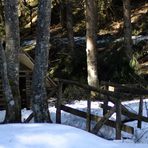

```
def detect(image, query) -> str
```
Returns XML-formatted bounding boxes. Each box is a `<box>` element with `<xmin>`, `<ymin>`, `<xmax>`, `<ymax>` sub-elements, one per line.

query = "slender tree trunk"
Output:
<box><xmin>0</xmin><ymin>0</ymin><xmax>4</xmax><ymax>28</ymax></box>
<box><xmin>123</xmin><ymin>0</ymin><xmax>132</xmax><ymax>59</ymax></box>
<box><xmin>4</xmin><ymin>0</ymin><xmax>21</xmax><ymax>122</ymax></box>
<box><xmin>0</xmin><ymin>41</ymin><xmax>16</xmax><ymax>123</ymax></box>
<box><xmin>32</xmin><ymin>0</ymin><xmax>52</xmax><ymax>123</ymax></box>
<box><xmin>59</xmin><ymin>0</ymin><xmax>66</xmax><ymax>28</ymax></box>
<box><xmin>66</xmin><ymin>0</ymin><xmax>74</xmax><ymax>53</ymax></box>
<box><xmin>85</xmin><ymin>0</ymin><xmax>99</xmax><ymax>88</ymax></box>
<box><xmin>85</xmin><ymin>0</ymin><xmax>99</xmax><ymax>132</ymax></box>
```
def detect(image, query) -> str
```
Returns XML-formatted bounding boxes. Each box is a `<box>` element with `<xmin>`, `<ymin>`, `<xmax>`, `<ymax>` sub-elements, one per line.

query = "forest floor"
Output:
<box><xmin>21</xmin><ymin>1</ymin><xmax>148</xmax><ymax>40</ymax></box>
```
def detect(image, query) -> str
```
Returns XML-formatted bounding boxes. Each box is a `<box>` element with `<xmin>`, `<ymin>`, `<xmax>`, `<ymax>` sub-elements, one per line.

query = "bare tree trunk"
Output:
<box><xmin>0</xmin><ymin>0</ymin><xmax>4</xmax><ymax>32</ymax></box>
<box><xmin>123</xmin><ymin>0</ymin><xmax>132</xmax><ymax>60</ymax></box>
<box><xmin>85</xmin><ymin>0</ymin><xmax>99</xmax><ymax>88</ymax></box>
<box><xmin>32</xmin><ymin>0</ymin><xmax>52</xmax><ymax>123</ymax></box>
<box><xmin>4</xmin><ymin>0</ymin><xmax>21</xmax><ymax>122</ymax></box>
<box><xmin>59</xmin><ymin>0</ymin><xmax>66</xmax><ymax>28</ymax></box>
<box><xmin>85</xmin><ymin>0</ymin><xmax>99</xmax><ymax>133</ymax></box>
<box><xmin>0</xmin><ymin>41</ymin><xmax>16</xmax><ymax>123</ymax></box>
<box><xmin>66</xmin><ymin>0</ymin><xmax>74</xmax><ymax>53</ymax></box>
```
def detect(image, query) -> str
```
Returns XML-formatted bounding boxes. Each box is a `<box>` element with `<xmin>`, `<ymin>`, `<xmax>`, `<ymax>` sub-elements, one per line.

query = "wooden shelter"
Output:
<box><xmin>0</xmin><ymin>51</ymin><xmax>57</xmax><ymax>110</ymax></box>
<box><xmin>0</xmin><ymin>52</ymin><xmax>33</xmax><ymax>110</ymax></box>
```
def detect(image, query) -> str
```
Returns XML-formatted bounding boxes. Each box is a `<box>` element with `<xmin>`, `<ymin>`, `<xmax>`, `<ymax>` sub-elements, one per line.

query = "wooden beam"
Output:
<box><xmin>92</xmin><ymin>106</ymin><xmax>116</xmax><ymax>134</ymax></box>
<box><xmin>24</xmin><ymin>113</ymin><xmax>33</xmax><ymax>123</ymax></box>
<box><xmin>100</xmin><ymin>103</ymin><xmax>148</xmax><ymax>123</ymax></box>
<box><xmin>19</xmin><ymin>52</ymin><xmax>57</xmax><ymax>88</ymax></box>
<box><xmin>60</xmin><ymin>104</ymin><xmax>134</xmax><ymax>134</ymax></box>
<box><xmin>101</xmin><ymin>81</ymin><xmax>148</xmax><ymax>96</ymax></box>
<box><xmin>56</xmin><ymin>79</ymin><xmax>134</xmax><ymax>100</ymax></box>
<box><xmin>121</xmin><ymin>105</ymin><xmax>148</xmax><ymax>122</ymax></box>
<box><xmin>19</xmin><ymin>52</ymin><xmax>34</xmax><ymax>70</ymax></box>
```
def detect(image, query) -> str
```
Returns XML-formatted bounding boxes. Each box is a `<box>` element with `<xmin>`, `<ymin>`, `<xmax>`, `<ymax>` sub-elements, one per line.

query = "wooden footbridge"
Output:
<box><xmin>22</xmin><ymin>76</ymin><xmax>148</xmax><ymax>140</ymax></box>
<box><xmin>53</xmin><ymin>79</ymin><xmax>148</xmax><ymax>139</ymax></box>
<box><xmin>0</xmin><ymin>44</ymin><xmax>148</xmax><ymax>140</ymax></box>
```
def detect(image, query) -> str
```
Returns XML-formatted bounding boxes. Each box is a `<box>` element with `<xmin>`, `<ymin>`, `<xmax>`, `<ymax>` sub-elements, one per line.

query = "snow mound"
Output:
<box><xmin>0</xmin><ymin>124</ymin><xmax>147</xmax><ymax>148</ymax></box>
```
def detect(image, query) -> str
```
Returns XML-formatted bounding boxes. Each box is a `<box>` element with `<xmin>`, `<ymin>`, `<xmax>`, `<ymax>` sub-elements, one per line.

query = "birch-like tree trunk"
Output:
<box><xmin>85</xmin><ymin>0</ymin><xmax>99</xmax><ymax>132</ymax></box>
<box><xmin>32</xmin><ymin>0</ymin><xmax>52</xmax><ymax>123</ymax></box>
<box><xmin>4</xmin><ymin>0</ymin><xmax>21</xmax><ymax>122</ymax></box>
<box><xmin>86</xmin><ymin>0</ymin><xmax>99</xmax><ymax>88</ymax></box>
<box><xmin>123</xmin><ymin>0</ymin><xmax>132</xmax><ymax>60</ymax></box>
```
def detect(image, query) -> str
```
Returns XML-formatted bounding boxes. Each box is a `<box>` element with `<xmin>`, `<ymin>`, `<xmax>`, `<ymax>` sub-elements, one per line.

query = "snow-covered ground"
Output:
<box><xmin>0</xmin><ymin>99</ymin><xmax>148</xmax><ymax>147</ymax></box>
<box><xmin>0</xmin><ymin>123</ymin><xmax>148</xmax><ymax>148</ymax></box>
<box><xmin>21</xmin><ymin>35</ymin><xmax>148</xmax><ymax>48</ymax></box>
<box><xmin>49</xmin><ymin>100</ymin><xmax>148</xmax><ymax>142</ymax></box>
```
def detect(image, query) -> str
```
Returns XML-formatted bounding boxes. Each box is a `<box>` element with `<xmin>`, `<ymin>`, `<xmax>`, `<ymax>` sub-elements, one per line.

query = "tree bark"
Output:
<box><xmin>0</xmin><ymin>41</ymin><xmax>16</xmax><ymax>123</ymax></box>
<box><xmin>59</xmin><ymin>0</ymin><xmax>66</xmax><ymax>28</ymax></box>
<box><xmin>85</xmin><ymin>0</ymin><xmax>99</xmax><ymax>89</ymax></box>
<box><xmin>4</xmin><ymin>0</ymin><xmax>21</xmax><ymax>122</ymax></box>
<box><xmin>0</xmin><ymin>0</ymin><xmax>4</xmax><ymax>35</ymax></box>
<box><xmin>123</xmin><ymin>0</ymin><xmax>132</xmax><ymax>59</ymax></box>
<box><xmin>32</xmin><ymin>0</ymin><xmax>52</xmax><ymax>123</ymax></box>
<box><xmin>66</xmin><ymin>0</ymin><xmax>74</xmax><ymax>53</ymax></box>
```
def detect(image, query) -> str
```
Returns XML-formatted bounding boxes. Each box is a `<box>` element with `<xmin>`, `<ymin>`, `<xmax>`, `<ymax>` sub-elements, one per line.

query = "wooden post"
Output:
<box><xmin>86</xmin><ymin>98</ymin><xmax>91</xmax><ymax>132</ymax></box>
<box><xmin>60</xmin><ymin>104</ymin><xmax>134</xmax><ymax>134</ymax></box>
<box><xmin>103</xmin><ymin>85</ymin><xmax>108</xmax><ymax>115</ymax></box>
<box><xmin>56</xmin><ymin>82</ymin><xmax>63</xmax><ymax>123</ymax></box>
<box><xmin>103</xmin><ymin>99</ymin><xmax>108</xmax><ymax>115</ymax></box>
<box><xmin>116</xmin><ymin>99</ymin><xmax>121</xmax><ymax>140</ymax></box>
<box><xmin>137</xmin><ymin>97</ymin><xmax>143</xmax><ymax>128</ymax></box>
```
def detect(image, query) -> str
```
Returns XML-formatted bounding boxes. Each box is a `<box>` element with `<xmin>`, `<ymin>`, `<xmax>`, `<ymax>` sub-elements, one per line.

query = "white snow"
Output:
<box><xmin>0</xmin><ymin>123</ymin><xmax>147</xmax><ymax>148</ymax></box>
<box><xmin>0</xmin><ymin>99</ymin><xmax>148</xmax><ymax>147</ymax></box>
<box><xmin>49</xmin><ymin>100</ymin><xmax>148</xmax><ymax>141</ymax></box>
<box><xmin>114</xmin><ymin>35</ymin><xmax>148</xmax><ymax>44</ymax></box>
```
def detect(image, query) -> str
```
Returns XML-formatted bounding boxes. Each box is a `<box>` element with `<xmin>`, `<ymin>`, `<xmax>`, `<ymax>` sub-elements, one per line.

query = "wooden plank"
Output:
<box><xmin>57</xmin><ymin>79</ymin><xmax>134</xmax><ymax>100</ymax></box>
<box><xmin>24</xmin><ymin>113</ymin><xmax>33</xmax><ymax>123</ymax></box>
<box><xmin>92</xmin><ymin>106</ymin><xmax>116</xmax><ymax>134</ymax></box>
<box><xmin>121</xmin><ymin>105</ymin><xmax>148</xmax><ymax>122</ymax></box>
<box><xmin>100</xmin><ymin>81</ymin><xmax>139</xmax><ymax>88</ymax></box>
<box><xmin>19</xmin><ymin>52</ymin><xmax>34</xmax><ymax>71</ymax></box>
<box><xmin>60</xmin><ymin>104</ymin><xmax>134</xmax><ymax>134</ymax></box>
<box><xmin>100</xmin><ymin>103</ymin><xmax>148</xmax><ymax>123</ymax></box>
<box><xmin>101</xmin><ymin>81</ymin><xmax>148</xmax><ymax>96</ymax></box>
<box><xmin>19</xmin><ymin>52</ymin><xmax>57</xmax><ymax>88</ymax></box>
<box><xmin>137</xmin><ymin>97</ymin><xmax>143</xmax><ymax>128</ymax></box>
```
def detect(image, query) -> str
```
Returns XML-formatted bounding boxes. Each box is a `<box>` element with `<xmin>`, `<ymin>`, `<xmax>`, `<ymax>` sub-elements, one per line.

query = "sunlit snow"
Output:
<box><xmin>0</xmin><ymin>124</ymin><xmax>147</xmax><ymax>148</ymax></box>
<box><xmin>0</xmin><ymin>99</ymin><xmax>148</xmax><ymax>147</ymax></box>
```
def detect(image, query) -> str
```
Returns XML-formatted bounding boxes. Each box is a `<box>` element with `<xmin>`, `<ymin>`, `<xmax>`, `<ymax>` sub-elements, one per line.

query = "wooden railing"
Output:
<box><xmin>54</xmin><ymin>78</ymin><xmax>148</xmax><ymax>140</ymax></box>
<box><xmin>7</xmin><ymin>77</ymin><xmax>147</xmax><ymax>140</ymax></box>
